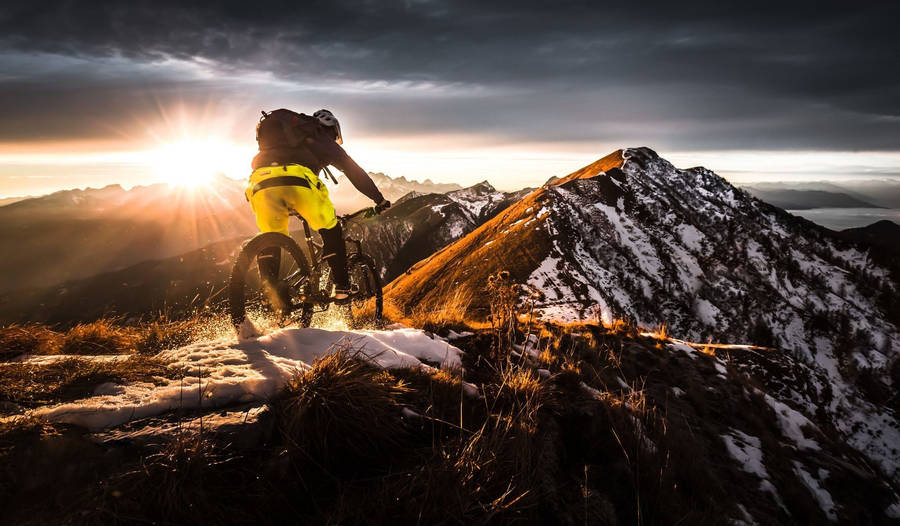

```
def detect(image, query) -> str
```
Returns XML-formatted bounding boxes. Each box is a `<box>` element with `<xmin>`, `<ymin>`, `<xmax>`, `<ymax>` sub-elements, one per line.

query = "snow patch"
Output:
<box><xmin>722</xmin><ymin>430</ymin><xmax>767</xmax><ymax>479</ymax></box>
<box><xmin>794</xmin><ymin>461</ymin><xmax>838</xmax><ymax>521</ymax></box>
<box><xmin>764</xmin><ymin>394</ymin><xmax>821</xmax><ymax>450</ymax></box>
<box><xmin>30</xmin><ymin>327</ymin><xmax>464</xmax><ymax>431</ymax></box>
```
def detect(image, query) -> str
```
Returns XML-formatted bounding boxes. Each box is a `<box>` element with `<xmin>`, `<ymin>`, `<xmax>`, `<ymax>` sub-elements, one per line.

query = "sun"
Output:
<box><xmin>151</xmin><ymin>138</ymin><xmax>231</xmax><ymax>188</ymax></box>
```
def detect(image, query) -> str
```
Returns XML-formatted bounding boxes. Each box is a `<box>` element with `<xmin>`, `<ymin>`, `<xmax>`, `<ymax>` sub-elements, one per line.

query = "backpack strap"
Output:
<box><xmin>321</xmin><ymin>166</ymin><xmax>339</xmax><ymax>184</ymax></box>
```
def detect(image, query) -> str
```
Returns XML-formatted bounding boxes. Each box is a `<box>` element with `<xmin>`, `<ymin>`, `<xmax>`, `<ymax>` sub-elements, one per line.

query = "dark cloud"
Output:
<box><xmin>0</xmin><ymin>0</ymin><xmax>898</xmax><ymax>150</ymax></box>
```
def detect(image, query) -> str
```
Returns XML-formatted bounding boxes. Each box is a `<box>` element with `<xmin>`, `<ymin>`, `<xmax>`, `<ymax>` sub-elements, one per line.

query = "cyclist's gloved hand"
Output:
<box><xmin>374</xmin><ymin>199</ymin><xmax>391</xmax><ymax>214</ymax></box>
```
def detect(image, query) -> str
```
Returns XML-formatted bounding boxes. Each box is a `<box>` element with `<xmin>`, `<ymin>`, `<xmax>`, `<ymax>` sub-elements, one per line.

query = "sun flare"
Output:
<box><xmin>151</xmin><ymin>138</ymin><xmax>243</xmax><ymax>188</ymax></box>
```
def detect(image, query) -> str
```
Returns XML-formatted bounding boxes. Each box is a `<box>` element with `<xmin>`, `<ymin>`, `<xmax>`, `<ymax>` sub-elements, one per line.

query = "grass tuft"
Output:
<box><xmin>0</xmin><ymin>324</ymin><xmax>61</xmax><ymax>361</ymax></box>
<box><xmin>60</xmin><ymin>320</ymin><xmax>139</xmax><ymax>355</ymax></box>
<box><xmin>272</xmin><ymin>349</ymin><xmax>412</xmax><ymax>466</ymax></box>
<box><xmin>136</xmin><ymin>317</ymin><xmax>199</xmax><ymax>355</ymax></box>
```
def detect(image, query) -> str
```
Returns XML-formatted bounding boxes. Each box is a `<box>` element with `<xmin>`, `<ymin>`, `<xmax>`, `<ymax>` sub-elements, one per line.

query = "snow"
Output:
<box><xmin>93</xmin><ymin>405</ymin><xmax>269</xmax><ymax>444</ymax></box>
<box><xmin>760</xmin><ymin>479</ymin><xmax>788</xmax><ymax>512</ymax></box>
<box><xmin>445</xmin><ymin>217</ymin><xmax>468</xmax><ymax>239</ymax></box>
<box><xmin>677</xmin><ymin>224</ymin><xmax>704</xmax><ymax>251</ymax></box>
<box><xmin>887</xmin><ymin>498</ymin><xmax>900</xmax><ymax>519</ymax></box>
<box><xmin>722</xmin><ymin>430</ymin><xmax>768</xmax><ymax>479</ymax></box>
<box><xmin>713</xmin><ymin>359</ymin><xmax>728</xmax><ymax>377</ymax></box>
<box><xmin>446</xmin><ymin>329</ymin><xmax>474</xmax><ymax>340</ymax></box>
<box><xmin>763</xmin><ymin>393</ymin><xmax>821</xmax><ymax>450</ymax></box>
<box><xmin>732</xmin><ymin>504</ymin><xmax>758</xmax><ymax>526</ymax></box>
<box><xmin>580</xmin><ymin>381</ymin><xmax>602</xmax><ymax>399</ymax></box>
<box><xmin>794</xmin><ymin>461</ymin><xmax>838</xmax><ymax>521</ymax></box>
<box><xmin>29</xmin><ymin>327</ymin><xmax>465</xmax><ymax>431</ymax></box>
<box><xmin>591</xmin><ymin>198</ymin><xmax>663</xmax><ymax>280</ymax></box>
<box><xmin>668</xmin><ymin>341</ymin><xmax>700</xmax><ymax>359</ymax></box>
<box><xmin>695</xmin><ymin>298</ymin><xmax>720</xmax><ymax>325</ymax></box>
<box><xmin>446</xmin><ymin>184</ymin><xmax>503</xmax><ymax>222</ymax></box>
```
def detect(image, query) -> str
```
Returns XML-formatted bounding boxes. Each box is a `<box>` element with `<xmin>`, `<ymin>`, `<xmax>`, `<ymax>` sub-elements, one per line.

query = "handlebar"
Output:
<box><xmin>341</xmin><ymin>207</ymin><xmax>377</xmax><ymax>221</ymax></box>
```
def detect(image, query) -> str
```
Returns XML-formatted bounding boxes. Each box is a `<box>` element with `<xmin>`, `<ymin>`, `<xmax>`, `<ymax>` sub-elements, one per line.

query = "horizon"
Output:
<box><xmin>4</xmin><ymin>147</ymin><xmax>900</xmax><ymax>199</ymax></box>
<box><xmin>1</xmin><ymin>2</ymin><xmax>899</xmax><ymax>198</ymax></box>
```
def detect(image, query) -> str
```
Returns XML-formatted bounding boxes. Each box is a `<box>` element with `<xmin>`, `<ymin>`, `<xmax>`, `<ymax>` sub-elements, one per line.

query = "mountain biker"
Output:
<box><xmin>247</xmin><ymin>108</ymin><xmax>390</xmax><ymax>304</ymax></box>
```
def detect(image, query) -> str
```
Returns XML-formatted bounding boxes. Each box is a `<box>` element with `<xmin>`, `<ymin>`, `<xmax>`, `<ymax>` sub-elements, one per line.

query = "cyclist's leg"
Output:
<box><xmin>249</xmin><ymin>187</ymin><xmax>291</xmax><ymax>236</ymax></box>
<box><xmin>249</xmin><ymin>188</ymin><xmax>292</xmax><ymax>307</ymax></box>
<box><xmin>320</xmin><ymin>223</ymin><xmax>350</xmax><ymax>294</ymax></box>
<box><xmin>282</xmin><ymin>182</ymin><xmax>351</xmax><ymax>296</ymax></box>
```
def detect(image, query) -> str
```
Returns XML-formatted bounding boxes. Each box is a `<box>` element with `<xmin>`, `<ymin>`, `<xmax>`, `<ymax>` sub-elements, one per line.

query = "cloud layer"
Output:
<box><xmin>1</xmin><ymin>1</ymin><xmax>898</xmax><ymax>151</ymax></box>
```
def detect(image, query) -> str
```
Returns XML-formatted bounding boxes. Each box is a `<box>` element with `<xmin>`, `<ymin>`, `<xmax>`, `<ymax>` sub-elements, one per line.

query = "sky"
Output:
<box><xmin>1</xmin><ymin>1</ymin><xmax>899</xmax><ymax>196</ymax></box>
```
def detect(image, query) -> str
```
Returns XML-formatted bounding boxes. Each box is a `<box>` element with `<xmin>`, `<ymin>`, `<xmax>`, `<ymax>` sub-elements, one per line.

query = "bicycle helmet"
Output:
<box><xmin>313</xmin><ymin>109</ymin><xmax>343</xmax><ymax>144</ymax></box>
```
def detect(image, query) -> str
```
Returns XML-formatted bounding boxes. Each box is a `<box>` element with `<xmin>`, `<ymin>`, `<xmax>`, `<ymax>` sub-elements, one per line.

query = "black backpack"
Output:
<box><xmin>255</xmin><ymin>109</ymin><xmax>319</xmax><ymax>151</ymax></box>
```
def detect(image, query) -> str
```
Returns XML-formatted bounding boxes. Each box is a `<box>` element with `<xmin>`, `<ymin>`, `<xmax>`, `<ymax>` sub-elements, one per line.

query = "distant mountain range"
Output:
<box><xmin>0</xmin><ymin>195</ymin><xmax>31</xmax><ymax>207</ymax></box>
<box><xmin>0</xmin><ymin>180</ymin><xmax>528</xmax><ymax>323</ymax></box>
<box><xmin>0</xmin><ymin>175</ymin><xmax>256</xmax><ymax>294</ymax></box>
<box><xmin>739</xmin><ymin>180</ymin><xmax>900</xmax><ymax>209</ymax></box>
<box><xmin>0</xmin><ymin>172</ymin><xmax>466</xmax><ymax>294</ymax></box>
<box><xmin>740</xmin><ymin>187</ymin><xmax>881</xmax><ymax>209</ymax></box>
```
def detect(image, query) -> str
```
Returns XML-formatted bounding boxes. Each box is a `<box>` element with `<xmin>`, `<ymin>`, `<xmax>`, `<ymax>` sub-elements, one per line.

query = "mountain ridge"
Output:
<box><xmin>384</xmin><ymin>147</ymin><xmax>900</xmax><ymax>484</ymax></box>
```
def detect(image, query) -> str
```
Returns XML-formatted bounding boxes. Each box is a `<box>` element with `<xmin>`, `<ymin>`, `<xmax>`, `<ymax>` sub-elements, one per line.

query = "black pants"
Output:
<box><xmin>258</xmin><ymin>223</ymin><xmax>349</xmax><ymax>290</ymax></box>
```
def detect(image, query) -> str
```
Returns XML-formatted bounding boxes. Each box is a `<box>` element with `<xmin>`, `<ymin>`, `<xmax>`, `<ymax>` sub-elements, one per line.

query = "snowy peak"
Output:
<box><xmin>445</xmin><ymin>181</ymin><xmax>506</xmax><ymax>222</ymax></box>
<box><xmin>386</xmin><ymin>147</ymin><xmax>900</xmax><ymax>484</ymax></box>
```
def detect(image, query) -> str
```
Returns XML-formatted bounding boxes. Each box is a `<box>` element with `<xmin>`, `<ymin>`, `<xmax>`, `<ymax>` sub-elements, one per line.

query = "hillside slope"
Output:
<box><xmin>3</xmin><ymin>319</ymin><xmax>899</xmax><ymax>524</ymax></box>
<box><xmin>385</xmin><ymin>147</ymin><xmax>900</xmax><ymax>482</ymax></box>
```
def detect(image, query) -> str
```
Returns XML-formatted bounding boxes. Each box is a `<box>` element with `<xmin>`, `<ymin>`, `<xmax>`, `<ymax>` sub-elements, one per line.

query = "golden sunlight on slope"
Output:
<box><xmin>383</xmin><ymin>150</ymin><xmax>627</xmax><ymax>324</ymax></box>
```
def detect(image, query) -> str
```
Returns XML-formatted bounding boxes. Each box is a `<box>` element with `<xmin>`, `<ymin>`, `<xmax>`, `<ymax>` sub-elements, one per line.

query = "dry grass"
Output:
<box><xmin>3</xmin><ymin>306</ymin><xmax>864</xmax><ymax>524</ymax></box>
<box><xmin>392</xmin><ymin>366</ymin><xmax>472</xmax><ymax>426</ymax></box>
<box><xmin>387</xmin><ymin>285</ymin><xmax>478</xmax><ymax>328</ymax></box>
<box><xmin>59</xmin><ymin>319</ymin><xmax>140</xmax><ymax>355</ymax></box>
<box><xmin>136</xmin><ymin>317</ymin><xmax>199</xmax><ymax>355</ymax></box>
<box><xmin>130</xmin><ymin>431</ymin><xmax>233</xmax><ymax>522</ymax></box>
<box><xmin>0</xmin><ymin>416</ymin><xmax>59</xmax><ymax>506</ymax></box>
<box><xmin>0</xmin><ymin>355</ymin><xmax>172</xmax><ymax>407</ymax></box>
<box><xmin>272</xmin><ymin>349</ymin><xmax>412</xmax><ymax>464</ymax></box>
<box><xmin>0</xmin><ymin>323</ymin><xmax>61</xmax><ymax>361</ymax></box>
<box><xmin>0</xmin><ymin>316</ymin><xmax>208</xmax><ymax>363</ymax></box>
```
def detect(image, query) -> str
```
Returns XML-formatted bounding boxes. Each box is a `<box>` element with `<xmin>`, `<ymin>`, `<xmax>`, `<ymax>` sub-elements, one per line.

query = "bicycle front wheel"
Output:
<box><xmin>228</xmin><ymin>232</ymin><xmax>313</xmax><ymax>328</ymax></box>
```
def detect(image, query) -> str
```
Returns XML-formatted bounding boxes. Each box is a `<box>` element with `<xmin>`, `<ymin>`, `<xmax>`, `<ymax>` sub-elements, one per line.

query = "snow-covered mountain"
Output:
<box><xmin>385</xmin><ymin>147</ymin><xmax>900</xmax><ymax>483</ymax></box>
<box><xmin>304</xmin><ymin>181</ymin><xmax>528</xmax><ymax>283</ymax></box>
<box><xmin>328</xmin><ymin>171</ymin><xmax>463</xmax><ymax>213</ymax></box>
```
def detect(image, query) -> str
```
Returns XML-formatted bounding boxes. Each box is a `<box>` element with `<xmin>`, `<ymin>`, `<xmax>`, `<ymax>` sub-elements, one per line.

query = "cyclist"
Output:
<box><xmin>247</xmin><ymin>109</ymin><xmax>390</xmax><ymax>307</ymax></box>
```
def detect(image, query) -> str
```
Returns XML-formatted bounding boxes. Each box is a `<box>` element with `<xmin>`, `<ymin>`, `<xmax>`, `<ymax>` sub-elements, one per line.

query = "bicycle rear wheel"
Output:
<box><xmin>228</xmin><ymin>232</ymin><xmax>313</xmax><ymax>327</ymax></box>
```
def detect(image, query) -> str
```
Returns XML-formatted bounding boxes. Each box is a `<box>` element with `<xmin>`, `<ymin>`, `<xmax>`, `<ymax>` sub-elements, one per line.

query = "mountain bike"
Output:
<box><xmin>228</xmin><ymin>207</ymin><xmax>383</xmax><ymax>329</ymax></box>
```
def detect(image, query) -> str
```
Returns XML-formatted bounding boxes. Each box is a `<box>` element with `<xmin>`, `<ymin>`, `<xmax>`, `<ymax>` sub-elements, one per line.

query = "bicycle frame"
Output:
<box><xmin>282</xmin><ymin>208</ymin><xmax>371</xmax><ymax>311</ymax></box>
